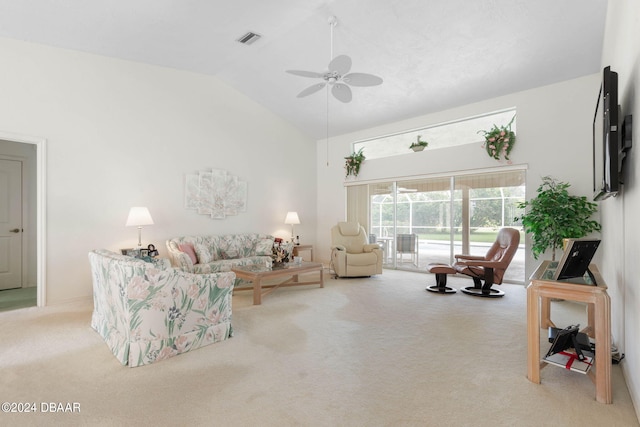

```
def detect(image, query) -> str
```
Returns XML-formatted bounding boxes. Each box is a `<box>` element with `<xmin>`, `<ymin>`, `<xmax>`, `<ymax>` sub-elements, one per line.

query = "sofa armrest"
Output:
<box><xmin>150</xmin><ymin>257</ymin><xmax>171</xmax><ymax>270</ymax></box>
<box><xmin>166</xmin><ymin>240</ymin><xmax>195</xmax><ymax>273</ymax></box>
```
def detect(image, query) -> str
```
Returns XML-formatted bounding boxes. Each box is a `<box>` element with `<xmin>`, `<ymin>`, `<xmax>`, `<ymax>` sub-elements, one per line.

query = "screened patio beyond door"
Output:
<box><xmin>349</xmin><ymin>169</ymin><xmax>526</xmax><ymax>284</ymax></box>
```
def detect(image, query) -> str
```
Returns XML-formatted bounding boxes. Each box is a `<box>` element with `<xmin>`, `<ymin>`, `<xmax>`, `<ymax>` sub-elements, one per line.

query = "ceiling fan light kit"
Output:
<box><xmin>286</xmin><ymin>16</ymin><xmax>383</xmax><ymax>103</ymax></box>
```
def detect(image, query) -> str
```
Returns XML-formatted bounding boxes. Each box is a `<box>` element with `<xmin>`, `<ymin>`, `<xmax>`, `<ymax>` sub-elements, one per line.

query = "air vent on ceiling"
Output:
<box><xmin>236</xmin><ymin>32</ymin><xmax>262</xmax><ymax>45</ymax></box>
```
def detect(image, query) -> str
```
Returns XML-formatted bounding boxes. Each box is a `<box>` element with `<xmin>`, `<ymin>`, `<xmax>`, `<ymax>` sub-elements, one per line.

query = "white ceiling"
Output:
<box><xmin>0</xmin><ymin>0</ymin><xmax>608</xmax><ymax>140</ymax></box>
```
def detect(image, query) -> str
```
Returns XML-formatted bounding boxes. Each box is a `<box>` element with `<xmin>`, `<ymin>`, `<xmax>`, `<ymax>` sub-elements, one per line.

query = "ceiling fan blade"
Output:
<box><xmin>286</xmin><ymin>70</ymin><xmax>325</xmax><ymax>78</ymax></box>
<box><xmin>329</xmin><ymin>55</ymin><xmax>352</xmax><ymax>75</ymax></box>
<box><xmin>344</xmin><ymin>72</ymin><xmax>383</xmax><ymax>87</ymax></box>
<box><xmin>297</xmin><ymin>82</ymin><xmax>327</xmax><ymax>98</ymax></box>
<box><xmin>332</xmin><ymin>83</ymin><xmax>352</xmax><ymax>103</ymax></box>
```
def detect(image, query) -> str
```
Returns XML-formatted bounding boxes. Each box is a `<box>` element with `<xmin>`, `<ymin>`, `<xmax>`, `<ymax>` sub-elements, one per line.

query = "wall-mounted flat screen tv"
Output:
<box><xmin>593</xmin><ymin>66</ymin><xmax>620</xmax><ymax>201</ymax></box>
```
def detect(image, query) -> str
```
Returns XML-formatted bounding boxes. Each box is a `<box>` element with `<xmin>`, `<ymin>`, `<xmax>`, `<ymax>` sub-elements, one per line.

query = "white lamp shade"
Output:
<box><xmin>284</xmin><ymin>211</ymin><xmax>300</xmax><ymax>225</ymax></box>
<box><xmin>126</xmin><ymin>207</ymin><xmax>154</xmax><ymax>227</ymax></box>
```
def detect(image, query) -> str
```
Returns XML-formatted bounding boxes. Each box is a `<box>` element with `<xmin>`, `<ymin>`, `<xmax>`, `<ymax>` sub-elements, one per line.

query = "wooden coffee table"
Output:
<box><xmin>231</xmin><ymin>261</ymin><xmax>324</xmax><ymax>305</ymax></box>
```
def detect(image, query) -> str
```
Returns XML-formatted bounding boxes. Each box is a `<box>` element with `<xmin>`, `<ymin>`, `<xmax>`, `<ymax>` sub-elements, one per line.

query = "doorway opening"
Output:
<box><xmin>0</xmin><ymin>131</ymin><xmax>46</xmax><ymax>310</ymax></box>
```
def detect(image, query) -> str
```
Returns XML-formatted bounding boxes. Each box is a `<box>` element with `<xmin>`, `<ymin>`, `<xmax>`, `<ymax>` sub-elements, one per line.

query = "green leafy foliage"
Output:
<box><xmin>345</xmin><ymin>148</ymin><xmax>365</xmax><ymax>177</ymax></box>
<box><xmin>514</xmin><ymin>176</ymin><xmax>600</xmax><ymax>260</ymax></box>
<box><xmin>479</xmin><ymin>115</ymin><xmax>516</xmax><ymax>162</ymax></box>
<box><xmin>409</xmin><ymin>135</ymin><xmax>429</xmax><ymax>149</ymax></box>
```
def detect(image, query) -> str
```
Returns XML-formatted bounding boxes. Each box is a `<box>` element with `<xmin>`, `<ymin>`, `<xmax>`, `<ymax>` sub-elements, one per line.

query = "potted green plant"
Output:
<box><xmin>409</xmin><ymin>135</ymin><xmax>428</xmax><ymax>152</ymax></box>
<box><xmin>344</xmin><ymin>148</ymin><xmax>365</xmax><ymax>177</ymax></box>
<box><xmin>478</xmin><ymin>115</ymin><xmax>516</xmax><ymax>162</ymax></box>
<box><xmin>514</xmin><ymin>176</ymin><xmax>601</xmax><ymax>260</ymax></box>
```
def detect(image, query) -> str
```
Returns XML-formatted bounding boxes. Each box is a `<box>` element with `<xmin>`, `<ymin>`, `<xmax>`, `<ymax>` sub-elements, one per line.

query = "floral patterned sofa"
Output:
<box><xmin>165</xmin><ymin>233</ymin><xmax>275</xmax><ymax>274</ymax></box>
<box><xmin>88</xmin><ymin>249</ymin><xmax>235</xmax><ymax>367</ymax></box>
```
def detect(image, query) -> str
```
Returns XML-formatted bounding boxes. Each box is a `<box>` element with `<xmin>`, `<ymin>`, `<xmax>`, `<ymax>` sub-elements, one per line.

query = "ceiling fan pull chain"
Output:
<box><xmin>329</xmin><ymin>15</ymin><xmax>336</xmax><ymax>62</ymax></box>
<box><xmin>326</xmin><ymin>84</ymin><xmax>330</xmax><ymax>167</ymax></box>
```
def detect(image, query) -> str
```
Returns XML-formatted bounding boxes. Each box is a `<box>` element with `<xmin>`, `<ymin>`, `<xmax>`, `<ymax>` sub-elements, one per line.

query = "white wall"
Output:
<box><xmin>601</xmin><ymin>0</ymin><xmax>640</xmax><ymax>417</ymax></box>
<box><xmin>0</xmin><ymin>37</ymin><xmax>317</xmax><ymax>304</ymax></box>
<box><xmin>316</xmin><ymin>74</ymin><xmax>600</xmax><ymax>280</ymax></box>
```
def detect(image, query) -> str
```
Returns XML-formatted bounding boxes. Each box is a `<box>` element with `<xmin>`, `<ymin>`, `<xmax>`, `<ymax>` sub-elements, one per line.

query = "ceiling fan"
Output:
<box><xmin>286</xmin><ymin>16</ymin><xmax>383</xmax><ymax>103</ymax></box>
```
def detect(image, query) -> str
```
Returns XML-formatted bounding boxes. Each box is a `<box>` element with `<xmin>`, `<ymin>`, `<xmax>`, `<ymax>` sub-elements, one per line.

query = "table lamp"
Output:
<box><xmin>284</xmin><ymin>211</ymin><xmax>300</xmax><ymax>244</ymax></box>
<box><xmin>126</xmin><ymin>207</ymin><xmax>154</xmax><ymax>247</ymax></box>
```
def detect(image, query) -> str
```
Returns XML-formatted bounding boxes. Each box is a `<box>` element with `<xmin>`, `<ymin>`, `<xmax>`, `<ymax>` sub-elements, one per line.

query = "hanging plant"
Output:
<box><xmin>345</xmin><ymin>148</ymin><xmax>365</xmax><ymax>177</ymax></box>
<box><xmin>478</xmin><ymin>115</ymin><xmax>516</xmax><ymax>163</ymax></box>
<box><xmin>409</xmin><ymin>135</ymin><xmax>429</xmax><ymax>151</ymax></box>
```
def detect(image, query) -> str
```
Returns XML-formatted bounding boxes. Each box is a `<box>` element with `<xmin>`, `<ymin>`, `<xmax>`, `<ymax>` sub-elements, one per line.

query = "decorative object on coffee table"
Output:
<box><xmin>272</xmin><ymin>239</ymin><xmax>291</xmax><ymax>266</ymax></box>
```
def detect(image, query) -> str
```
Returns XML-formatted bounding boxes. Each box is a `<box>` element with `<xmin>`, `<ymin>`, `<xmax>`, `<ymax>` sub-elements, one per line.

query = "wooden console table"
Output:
<box><xmin>527</xmin><ymin>261</ymin><xmax>612</xmax><ymax>403</ymax></box>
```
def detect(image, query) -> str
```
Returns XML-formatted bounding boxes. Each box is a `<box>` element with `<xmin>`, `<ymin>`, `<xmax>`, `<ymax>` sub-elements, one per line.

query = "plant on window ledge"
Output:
<box><xmin>478</xmin><ymin>115</ymin><xmax>516</xmax><ymax>163</ymax></box>
<box><xmin>514</xmin><ymin>176</ymin><xmax>600</xmax><ymax>261</ymax></box>
<box><xmin>344</xmin><ymin>148</ymin><xmax>365</xmax><ymax>177</ymax></box>
<box><xmin>409</xmin><ymin>135</ymin><xmax>428</xmax><ymax>152</ymax></box>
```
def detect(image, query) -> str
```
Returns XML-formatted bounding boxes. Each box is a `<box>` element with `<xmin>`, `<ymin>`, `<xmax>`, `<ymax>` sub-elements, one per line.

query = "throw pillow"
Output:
<box><xmin>194</xmin><ymin>243</ymin><xmax>213</xmax><ymax>264</ymax></box>
<box><xmin>255</xmin><ymin>238</ymin><xmax>274</xmax><ymax>256</ymax></box>
<box><xmin>178</xmin><ymin>243</ymin><xmax>198</xmax><ymax>265</ymax></box>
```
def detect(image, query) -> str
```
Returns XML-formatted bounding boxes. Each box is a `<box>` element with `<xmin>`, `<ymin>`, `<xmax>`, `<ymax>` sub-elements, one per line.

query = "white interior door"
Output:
<box><xmin>0</xmin><ymin>158</ymin><xmax>22</xmax><ymax>290</ymax></box>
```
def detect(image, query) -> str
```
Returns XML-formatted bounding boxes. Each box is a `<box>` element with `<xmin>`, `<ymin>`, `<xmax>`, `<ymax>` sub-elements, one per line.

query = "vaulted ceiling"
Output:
<box><xmin>0</xmin><ymin>0</ymin><xmax>608</xmax><ymax>140</ymax></box>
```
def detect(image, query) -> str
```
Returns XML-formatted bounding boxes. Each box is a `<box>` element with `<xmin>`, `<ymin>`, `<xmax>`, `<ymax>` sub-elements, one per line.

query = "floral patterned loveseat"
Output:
<box><xmin>88</xmin><ymin>249</ymin><xmax>235</xmax><ymax>367</ymax></box>
<box><xmin>165</xmin><ymin>233</ymin><xmax>274</xmax><ymax>274</ymax></box>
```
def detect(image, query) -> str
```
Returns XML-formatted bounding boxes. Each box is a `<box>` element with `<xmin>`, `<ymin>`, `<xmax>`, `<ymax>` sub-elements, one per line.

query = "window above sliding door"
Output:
<box><xmin>353</xmin><ymin>109</ymin><xmax>516</xmax><ymax>160</ymax></box>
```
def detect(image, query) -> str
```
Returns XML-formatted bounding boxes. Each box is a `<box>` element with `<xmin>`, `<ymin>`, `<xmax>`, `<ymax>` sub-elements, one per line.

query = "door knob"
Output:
<box><xmin>9</xmin><ymin>228</ymin><xmax>20</xmax><ymax>233</ymax></box>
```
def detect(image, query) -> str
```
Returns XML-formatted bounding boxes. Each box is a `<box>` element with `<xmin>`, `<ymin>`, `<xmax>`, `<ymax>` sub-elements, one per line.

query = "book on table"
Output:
<box><xmin>543</xmin><ymin>324</ymin><xmax>594</xmax><ymax>374</ymax></box>
<box><xmin>544</xmin><ymin>351</ymin><xmax>593</xmax><ymax>374</ymax></box>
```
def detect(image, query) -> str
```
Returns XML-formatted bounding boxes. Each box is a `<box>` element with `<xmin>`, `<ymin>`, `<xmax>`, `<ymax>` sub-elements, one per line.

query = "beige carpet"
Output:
<box><xmin>0</xmin><ymin>269</ymin><xmax>637</xmax><ymax>426</ymax></box>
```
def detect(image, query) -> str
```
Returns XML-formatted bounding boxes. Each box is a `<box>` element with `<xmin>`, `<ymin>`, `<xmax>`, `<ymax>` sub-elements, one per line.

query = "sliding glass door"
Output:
<box><xmin>351</xmin><ymin>169</ymin><xmax>526</xmax><ymax>283</ymax></box>
<box><xmin>369</xmin><ymin>181</ymin><xmax>396</xmax><ymax>267</ymax></box>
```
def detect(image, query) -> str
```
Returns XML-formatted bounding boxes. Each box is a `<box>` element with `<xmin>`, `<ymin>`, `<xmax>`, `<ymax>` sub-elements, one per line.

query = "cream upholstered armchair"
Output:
<box><xmin>331</xmin><ymin>221</ymin><xmax>383</xmax><ymax>277</ymax></box>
